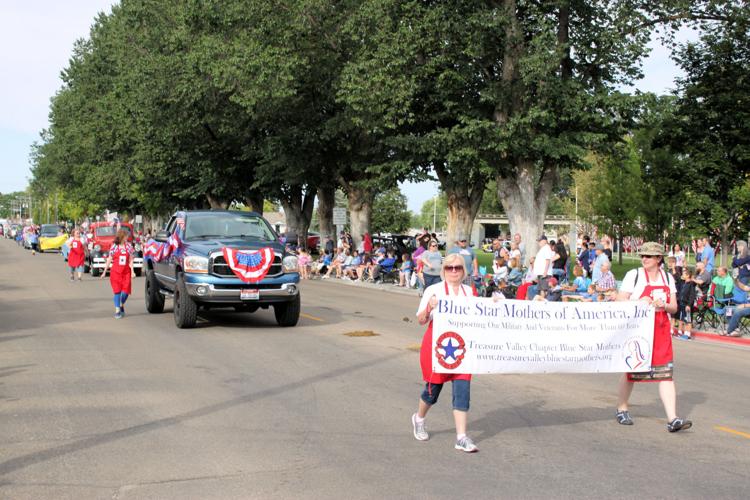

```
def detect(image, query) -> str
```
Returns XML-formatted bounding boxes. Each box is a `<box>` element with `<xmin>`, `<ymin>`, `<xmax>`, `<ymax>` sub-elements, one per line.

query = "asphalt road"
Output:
<box><xmin>1</xmin><ymin>238</ymin><xmax>748</xmax><ymax>499</ymax></box>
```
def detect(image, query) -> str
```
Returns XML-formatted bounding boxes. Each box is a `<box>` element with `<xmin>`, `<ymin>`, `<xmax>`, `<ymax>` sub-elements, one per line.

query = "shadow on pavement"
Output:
<box><xmin>0</xmin><ymin>351</ymin><xmax>406</xmax><ymax>477</ymax></box>
<box><xmin>0</xmin><ymin>364</ymin><xmax>35</xmax><ymax>378</ymax></box>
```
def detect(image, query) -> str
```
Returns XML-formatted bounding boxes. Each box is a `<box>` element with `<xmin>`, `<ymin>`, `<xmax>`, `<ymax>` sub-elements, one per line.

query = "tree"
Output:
<box><xmin>371</xmin><ymin>188</ymin><xmax>412</xmax><ymax>234</ymax></box>
<box><xmin>338</xmin><ymin>1</ymin><xmax>743</xmax><ymax>262</ymax></box>
<box><xmin>588</xmin><ymin>142</ymin><xmax>646</xmax><ymax>264</ymax></box>
<box><xmin>658</xmin><ymin>18</ymin><xmax>750</xmax><ymax>264</ymax></box>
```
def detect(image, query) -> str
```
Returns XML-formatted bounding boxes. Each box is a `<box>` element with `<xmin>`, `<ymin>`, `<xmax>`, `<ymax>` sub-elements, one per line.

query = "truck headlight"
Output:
<box><xmin>184</xmin><ymin>255</ymin><xmax>209</xmax><ymax>273</ymax></box>
<box><xmin>282</xmin><ymin>255</ymin><xmax>299</xmax><ymax>273</ymax></box>
<box><xmin>94</xmin><ymin>244</ymin><xmax>101</xmax><ymax>252</ymax></box>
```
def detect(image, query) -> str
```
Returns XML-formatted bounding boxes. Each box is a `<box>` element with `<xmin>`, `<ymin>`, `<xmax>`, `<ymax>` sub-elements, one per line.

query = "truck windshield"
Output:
<box><xmin>184</xmin><ymin>214</ymin><xmax>276</xmax><ymax>241</ymax></box>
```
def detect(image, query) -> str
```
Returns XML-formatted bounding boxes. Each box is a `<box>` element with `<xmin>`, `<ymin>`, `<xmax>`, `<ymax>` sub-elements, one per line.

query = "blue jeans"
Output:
<box><xmin>727</xmin><ymin>305</ymin><xmax>750</xmax><ymax>335</ymax></box>
<box><xmin>420</xmin><ymin>380</ymin><xmax>471</xmax><ymax>411</ymax></box>
<box><xmin>423</xmin><ymin>274</ymin><xmax>441</xmax><ymax>288</ymax></box>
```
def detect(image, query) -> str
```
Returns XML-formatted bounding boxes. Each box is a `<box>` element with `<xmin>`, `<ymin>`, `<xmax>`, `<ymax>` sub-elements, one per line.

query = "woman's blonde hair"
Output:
<box><xmin>114</xmin><ymin>228</ymin><xmax>129</xmax><ymax>246</ymax></box>
<box><xmin>440</xmin><ymin>253</ymin><xmax>466</xmax><ymax>281</ymax></box>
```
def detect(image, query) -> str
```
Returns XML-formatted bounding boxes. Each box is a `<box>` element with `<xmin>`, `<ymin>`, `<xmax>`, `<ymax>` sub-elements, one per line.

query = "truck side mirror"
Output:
<box><xmin>155</xmin><ymin>230</ymin><xmax>170</xmax><ymax>243</ymax></box>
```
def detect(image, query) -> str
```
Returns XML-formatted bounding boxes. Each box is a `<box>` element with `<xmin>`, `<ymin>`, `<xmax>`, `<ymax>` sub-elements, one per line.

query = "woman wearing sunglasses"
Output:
<box><xmin>411</xmin><ymin>253</ymin><xmax>479</xmax><ymax>452</ymax></box>
<box><xmin>615</xmin><ymin>241</ymin><xmax>692</xmax><ymax>433</ymax></box>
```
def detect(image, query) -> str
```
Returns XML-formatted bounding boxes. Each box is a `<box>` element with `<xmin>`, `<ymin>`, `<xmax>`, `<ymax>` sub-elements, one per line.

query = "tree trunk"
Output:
<box><xmin>279</xmin><ymin>186</ymin><xmax>316</xmax><ymax>249</ymax></box>
<box><xmin>496</xmin><ymin>161</ymin><xmax>557</xmax><ymax>266</ymax></box>
<box><xmin>317</xmin><ymin>186</ymin><xmax>335</xmax><ymax>239</ymax></box>
<box><xmin>444</xmin><ymin>187</ymin><xmax>483</xmax><ymax>252</ymax></box>
<box><xmin>347</xmin><ymin>185</ymin><xmax>374</xmax><ymax>249</ymax></box>
<box><xmin>206</xmin><ymin>193</ymin><xmax>229</xmax><ymax>209</ymax></box>
<box><xmin>244</xmin><ymin>191</ymin><xmax>264</xmax><ymax>215</ymax></box>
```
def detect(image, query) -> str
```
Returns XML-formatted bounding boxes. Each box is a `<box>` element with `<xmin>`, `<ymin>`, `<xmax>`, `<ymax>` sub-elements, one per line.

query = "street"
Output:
<box><xmin>0</xmin><ymin>239</ymin><xmax>748</xmax><ymax>499</ymax></box>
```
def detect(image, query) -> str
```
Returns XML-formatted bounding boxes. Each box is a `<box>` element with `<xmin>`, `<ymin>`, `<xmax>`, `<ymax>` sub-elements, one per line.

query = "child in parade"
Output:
<box><xmin>412</xmin><ymin>253</ymin><xmax>479</xmax><ymax>453</ymax></box>
<box><xmin>66</xmin><ymin>229</ymin><xmax>86</xmax><ymax>281</ymax></box>
<box><xmin>676</xmin><ymin>269</ymin><xmax>698</xmax><ymax>340</ymax></box>
<box><xmin>615</xmin><ymin>242</ymin><xmax>692</xmax><ymax>432</ymax></box>
<box><xmin>297</xmin><ymin>248</ymin><xmax>311</xmax><ymax>279</ymax></box>
<box><xmin>398</xmin><ymin>253</ymin><xmax>413</xmax><ymax>287</ymax></box>
<box><xmin>101</xmin><ymin>229</ymin><xmax>135</xmax><ymax>319</ymax></box>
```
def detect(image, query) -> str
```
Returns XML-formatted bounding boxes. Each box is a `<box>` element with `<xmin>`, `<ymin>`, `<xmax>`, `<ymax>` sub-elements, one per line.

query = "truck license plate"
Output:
<box><xmin>241</xmin><ymin>289</ymin><xmax>259</xmax><ymax>300</ymax></box>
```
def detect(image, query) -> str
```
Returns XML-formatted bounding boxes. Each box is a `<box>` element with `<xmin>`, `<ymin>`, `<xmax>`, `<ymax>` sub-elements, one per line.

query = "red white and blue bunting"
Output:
<box><xmin>222</xmin><ymin>247</ymin><xmax>275</xmax><ymax>283</ymax></box>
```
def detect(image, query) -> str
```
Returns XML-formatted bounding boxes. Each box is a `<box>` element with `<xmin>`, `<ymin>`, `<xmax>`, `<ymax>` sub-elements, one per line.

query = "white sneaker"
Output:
<box><xmin>455</xmin><ymin>436</ymin><xmax>478</xmax><ymax>453</ymax></box>
<box><xmin>411</xmin><ymin>413</ymin><xmax>429</xmax><ymax>441</ymax></box>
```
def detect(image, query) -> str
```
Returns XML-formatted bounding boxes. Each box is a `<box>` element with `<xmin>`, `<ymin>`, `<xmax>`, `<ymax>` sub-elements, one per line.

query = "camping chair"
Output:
<box><xmin>692</xmin><ymin>282</ymin><xmax>716</xmax><ymax>330</ymax></box>
<box><xmin>725</xmin><ymin>287</ymin><xmax>750</xmax><ymax>337</ymax></box>
<box><xmin>710</xmin><ymin>284</ymin><xmax>735</xmax><ymax>333</ymax></box>
<box><xmin>373</xmin><ymin>257</ymin><xmax>398</xmax><ymax>284</ymax></box>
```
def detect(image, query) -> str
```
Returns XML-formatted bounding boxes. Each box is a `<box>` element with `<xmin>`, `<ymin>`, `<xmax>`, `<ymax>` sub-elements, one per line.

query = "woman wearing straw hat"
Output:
<box><xmin>615</xmin><ymin>241</ymin><xmax>692</xmax><ymax>432</ymax></box>
<box><xmin>411</xmin><ymin>253</ymin><xmax>479</xmax><ymax>452</ymax></box>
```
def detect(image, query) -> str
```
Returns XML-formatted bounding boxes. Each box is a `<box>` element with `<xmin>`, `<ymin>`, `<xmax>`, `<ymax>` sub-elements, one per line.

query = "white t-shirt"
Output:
<box><xmin>417</xmin><ymin>282</ymin><xmax>473</xmax><ymax>318</ymax></box>
<box><xmin>532</xmin><ymin>244</ymin><xmax>555</xmax><ymax>277</ymax></box>
<box><xmin>620</xmin><ymin>268</ymin><xmax>676</xmax><ymax>301</ymax></box>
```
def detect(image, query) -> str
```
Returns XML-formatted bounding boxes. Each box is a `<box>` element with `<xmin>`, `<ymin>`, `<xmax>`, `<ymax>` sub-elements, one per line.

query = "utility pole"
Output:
<box><xmin>432</xmin><ymin>195</ymin><xmax>437</xmax><ymax>233</ymax></box>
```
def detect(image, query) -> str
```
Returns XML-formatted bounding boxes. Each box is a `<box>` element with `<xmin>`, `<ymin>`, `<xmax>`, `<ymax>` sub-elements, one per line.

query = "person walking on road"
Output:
<box><xmin>101</xmin><ymin>229</ymin><xmax>135</xmax><ymax>319</ymax></box>
<box><xmin>412</xmin><ymin>253</ymin><xmax>479</xmax><ymax>453</ymax></box>
<box><xmin>615</xmin><ymin>242</ymin><xmax>692</xmax><ymax>433</ymax></box>
<box><xmin>66</xmin><ymin>228</ymin><xmax>86</xmax><ymax>281</ymax></box>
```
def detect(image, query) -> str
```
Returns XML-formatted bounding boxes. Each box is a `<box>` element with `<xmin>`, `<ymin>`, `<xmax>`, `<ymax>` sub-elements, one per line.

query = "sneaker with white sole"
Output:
<box><xmin>455</xmin><ymin>436</ymin><xmax>478</xmax><ymax>453</ymax></box>
<box><xmin>411</xmin><ymin>413</ymin><xmax>429</xmax><ymax>441</ymax></box>
<box><xmin>667</xmin><ymin>417</ymin><xmax>692</xmax><ymax>432</ymax></box>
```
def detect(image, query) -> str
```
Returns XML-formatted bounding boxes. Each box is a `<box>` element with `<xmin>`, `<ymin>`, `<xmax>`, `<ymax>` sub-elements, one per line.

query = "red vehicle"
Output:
<box><xmin>86</xmin><ymin>222</ymin><xmax>144</xmax><ymax>277</ymax></box>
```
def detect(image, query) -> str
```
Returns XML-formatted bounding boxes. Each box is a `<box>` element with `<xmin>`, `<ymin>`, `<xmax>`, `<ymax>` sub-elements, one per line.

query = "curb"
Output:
<box><xmin>312</xmin><ymin>276</ymin><xmax>422</xmax><ymax>297</ymax></box>
<box><xmin>672</xmin><ymin>328</ymin><xmax>750</xmax><ymax>346</ymax></box>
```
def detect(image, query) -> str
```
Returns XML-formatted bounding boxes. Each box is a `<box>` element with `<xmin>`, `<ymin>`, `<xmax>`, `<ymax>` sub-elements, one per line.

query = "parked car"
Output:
<box><xmin>144</xmin><ymin>210</ymin><xmax>301</xmax><ymax>328</ymax></box>
<box><xmin>87</xmin><ymin>222</ymin><xmax>144</xmax><ymax>277</ymax></box>
<box><xmin>280</xmin><ymin>231</ymin><xmax>320</xmax><ymax>251</ymax></box>
<box><xmin>38</xmin><ymin>224</ymin><xmax>67</xmax><ymax>253</ymax></box>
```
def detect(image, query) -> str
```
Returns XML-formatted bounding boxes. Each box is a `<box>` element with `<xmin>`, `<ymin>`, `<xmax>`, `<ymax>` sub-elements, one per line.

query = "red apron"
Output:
<box><xmin>109</xmin><ymin>244</ymin><xmax>133</xmax><ymax>295</ymax></box>
<box><xmin>420</xmin><ymin>282</ymin><xmax>474</xmax><ymax>384</ymax></box>
<box><xmin>630</xmin><ymin>269</ymin><xmax>673</xmax><ymax>382</ymax></box>
<box><xmin>68</xmin><ymin>239</ymin><xmax>85</xmax><ymax>268</ymax></box>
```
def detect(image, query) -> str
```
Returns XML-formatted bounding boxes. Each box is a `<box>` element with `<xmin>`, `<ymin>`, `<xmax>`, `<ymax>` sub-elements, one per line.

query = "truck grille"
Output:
<box><xmin>210</xmin><ymin>254</ymin><xmax>283</xmax><ymax>277</ymax></box>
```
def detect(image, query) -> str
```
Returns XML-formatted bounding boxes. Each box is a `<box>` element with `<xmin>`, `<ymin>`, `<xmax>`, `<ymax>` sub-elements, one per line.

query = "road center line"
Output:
<box><xmin>301</xmin><ymin>312</ymin><xmax>324</xmax><ymax>322</ymax></box>
<box><xmin>714</xmin><ymin>426</ymin><xmax>750</xmax><ymax>440</ymax></box>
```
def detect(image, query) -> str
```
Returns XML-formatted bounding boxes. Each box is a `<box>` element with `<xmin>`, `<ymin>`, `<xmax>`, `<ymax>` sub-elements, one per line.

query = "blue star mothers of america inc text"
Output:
<box><xmin>437</xmin><ymin>299</ymin><xmax>650</xmax><ymax>322</ymax></box>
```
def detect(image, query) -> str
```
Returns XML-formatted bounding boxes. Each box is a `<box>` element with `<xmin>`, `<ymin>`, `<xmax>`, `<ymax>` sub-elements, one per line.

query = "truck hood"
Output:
<box><xmin>183</xmin><ymin>238</ymin><xmax>284</xmax><ymax>257</ymax></box>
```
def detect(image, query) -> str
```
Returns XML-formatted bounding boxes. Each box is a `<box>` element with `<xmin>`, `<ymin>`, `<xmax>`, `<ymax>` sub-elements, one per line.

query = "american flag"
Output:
<box><xmin>222</xmin><ymin>247</ymin><xmax>275</xmax><ymax>283</ymax></box>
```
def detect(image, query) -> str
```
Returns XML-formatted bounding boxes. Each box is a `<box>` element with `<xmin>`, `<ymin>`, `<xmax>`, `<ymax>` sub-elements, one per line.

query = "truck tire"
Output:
<box><xmin>174</xmin><ymin>274</ymin><xmax>197</xmax><ymax>328</ymax></box>
<box><xmin>134</xmin><ymin>268</ymin><xmax>142</xmax><ymax>277</ymax></box>
<box><xmin>274</xmin><ymin>294</ymin><xmax>300</xmax><ymax>327</ymax></box>
<box><xmin>91</xmin><ymin>266</ymin><xmax>101</xmax><ymax>277</ymax></box>
<box><xmin>145</xmin><ymin>270</ymin><xmax>165</xmax><ymax>313</ymax></box>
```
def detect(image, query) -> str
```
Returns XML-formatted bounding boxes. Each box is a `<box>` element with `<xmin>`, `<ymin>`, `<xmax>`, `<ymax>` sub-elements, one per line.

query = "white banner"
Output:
<box><xmin>432</xmin><ymin>298</ymin><xmax>654</xmax><ymax>374</ymax></box>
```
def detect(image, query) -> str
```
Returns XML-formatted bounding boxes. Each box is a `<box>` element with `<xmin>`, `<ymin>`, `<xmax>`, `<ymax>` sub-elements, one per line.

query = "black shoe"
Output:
<box><xmin>616</xmin><ymin>410</ymin><xmax>634</xmax><ymax>425</ymax></box>
<box><xmin>667</xmin><ymin>418</ymin><xmax>692</xmax><ymax>432</ymax></box>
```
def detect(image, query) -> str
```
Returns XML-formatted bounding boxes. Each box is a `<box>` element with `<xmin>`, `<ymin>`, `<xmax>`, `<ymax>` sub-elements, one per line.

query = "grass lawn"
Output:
<box><xmin>475</xmin><ymin>251</ymin><xmax>641</xmax><ymax>281</ymax></box>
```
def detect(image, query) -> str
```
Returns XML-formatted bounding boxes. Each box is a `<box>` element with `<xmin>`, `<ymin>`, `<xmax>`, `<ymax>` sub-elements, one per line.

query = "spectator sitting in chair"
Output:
<box><xmin>506</xmin><ymin>257</ymin><xmax>523</xmax><ymax>286</ymax></box>
<box><xmin>323</xmin><ymin>247</ymin><xmax>347</xmax><ymax>279</ymax></box>
<box><xmin>492</xmin><ymin>256</ymin><xmax>509</xmax><ymax>283</ymax></box>
<box><xmin>693</xmin><ymin>261</ymin><xmax>711</xmax><ymax>292</ymax></box>
<box><xmin>732</xmin><ymin>240</ymin><xmax>750</xmax><ymax>286</ymax></box>
<box><xmin>594</xmin><ymin>262</ymin><xmax>617</xmax><ymax>292</ymax></box>
<box><xmin>711</xmin><ymin>267</ymin><xmax>734</xmax><ymax>298</ymax></box>
<box><xmin>724</xmin><ymin>302</ymin><xmax>750</xmax><ymax>337</ymax></box>
<box><xmin>562</xmin><ymin>265</ymin><xmax>591</xmax><ymax>296</ymax></box>
<box><xmin>370</xmin><ymin>251</ymin><xmax>397</xmax><ymax>282</ymax></box>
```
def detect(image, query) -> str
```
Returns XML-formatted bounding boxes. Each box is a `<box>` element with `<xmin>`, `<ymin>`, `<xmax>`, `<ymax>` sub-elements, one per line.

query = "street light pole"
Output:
<box><xmin>432</xmin><ymin>195</ymin><xmax>437</xmax><ymax>233</ymax></box>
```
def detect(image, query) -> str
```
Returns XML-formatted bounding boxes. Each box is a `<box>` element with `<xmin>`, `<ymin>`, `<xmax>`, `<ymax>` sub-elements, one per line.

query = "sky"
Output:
<box><xmin>0</xmin><ymin>1</ymin><xmax>693</xmax><ymax>213</ymax></box>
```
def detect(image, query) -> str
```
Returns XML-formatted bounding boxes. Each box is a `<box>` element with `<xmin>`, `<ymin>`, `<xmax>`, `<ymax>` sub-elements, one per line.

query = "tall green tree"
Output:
<box><xmin>371</xmin><ymin>187</ymin><xmax>412</xmax><ymax>234</ymax></box>
<box><xmin>657</xmin><ymin>17</ymin><xmax>750</xmax><ymax>264</ymax></box>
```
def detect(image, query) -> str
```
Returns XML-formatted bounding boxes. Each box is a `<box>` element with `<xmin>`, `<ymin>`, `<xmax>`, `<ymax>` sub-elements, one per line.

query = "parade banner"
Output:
<box><xmin>40</xmin><ymin>234</ymin><xmax>68</xmax><ymax>250</ymax></box>
<box><xmin>432</xmin><ymin>297</ymin><xmax>654</xmax><ymax>374</ymax></box>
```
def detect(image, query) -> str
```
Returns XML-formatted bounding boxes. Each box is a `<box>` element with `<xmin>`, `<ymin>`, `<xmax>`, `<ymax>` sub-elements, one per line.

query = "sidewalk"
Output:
<box><xmin>310</xmin><ymin>276</ymin><xmax>749</xmax><ymax>347</ymax></box>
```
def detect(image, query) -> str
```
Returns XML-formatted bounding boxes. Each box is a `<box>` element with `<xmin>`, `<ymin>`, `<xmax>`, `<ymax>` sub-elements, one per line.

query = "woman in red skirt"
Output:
<box><xmin>66</xmin><ymin>228</ymin><xmax>86</xmax><ymax>281</ymax></box>
<box><xmin>412</xmin><ymin>253</ymin><xmax>479</xmax><ymax>452</ymax></box>
<box><xmin>615</xmin><ymin>242</ymin><xmax>692</xmax><ymax>432</ymax></box>
<box><xmin>101</xmin><ymin>229</ymin><xmax>135</xmax><ymax>319</ymax></box>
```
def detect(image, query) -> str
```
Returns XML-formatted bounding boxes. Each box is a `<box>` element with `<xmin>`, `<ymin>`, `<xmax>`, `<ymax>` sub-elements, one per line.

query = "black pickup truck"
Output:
<box><xmin>144</xmin><ymin>210</ymin><xmax>301</xmax><ymax>328</ymax></box>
